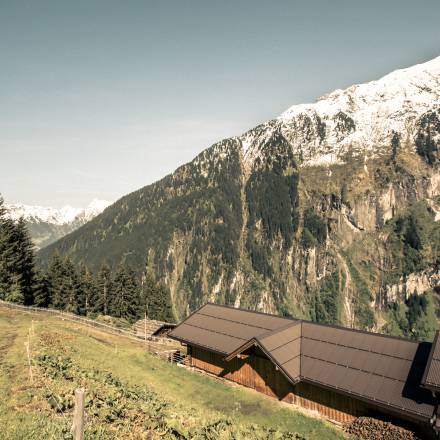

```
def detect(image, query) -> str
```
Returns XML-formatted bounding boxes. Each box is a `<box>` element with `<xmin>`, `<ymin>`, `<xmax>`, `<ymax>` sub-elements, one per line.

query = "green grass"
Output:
<box><xmin>0</xmin><ymin>307</ymin><xmax>348</xmax><ymax>439</ymax></box>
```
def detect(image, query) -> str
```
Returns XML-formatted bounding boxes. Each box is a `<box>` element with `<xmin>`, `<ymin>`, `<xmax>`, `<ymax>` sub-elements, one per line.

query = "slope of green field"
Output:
<box><xmin>0</xmin><ymin>307</ymin><xmax>348</xmax><ymax>440</ymax></box>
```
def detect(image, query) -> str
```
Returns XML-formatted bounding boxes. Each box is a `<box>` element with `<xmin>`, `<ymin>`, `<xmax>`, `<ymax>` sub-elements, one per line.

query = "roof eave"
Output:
<box><xmin>167</xmin><ymin>334</ymin><xmax>228</xmax><ymax>357</ymax></box>
<box><xmin>421</xmin><ymin>330</ymin><xmax>440</xmax><ymax>388</ymax></box>
<box><xmin>223</xmin><ymin>337</ymin><xmax>300</xmax><ymax>387</ymax></box>
<box><xmin>224</xmin><ymin>338</ymin><xmax>258</xmax><ymax>362</ymax></box>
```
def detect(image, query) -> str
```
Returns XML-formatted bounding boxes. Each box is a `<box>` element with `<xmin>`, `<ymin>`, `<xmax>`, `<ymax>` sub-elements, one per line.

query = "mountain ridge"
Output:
<box><xmin>38</xmin><ymin>56</ymin><xmax>440</xmax><ymax>338</ymax></box>
<box><xmin>7</xmin><ymin>199</ymin><xmax>111</xmax><ymax>249</ymax></box>
<box><xmin>6</xmin><ymin>199</ymin><xmax>110</xmax><ymax>225</ymax></box>
<box><xmin>240</xmin><ymin>55</ymin><xmax>440</xmax><ymax>168</ymax></box>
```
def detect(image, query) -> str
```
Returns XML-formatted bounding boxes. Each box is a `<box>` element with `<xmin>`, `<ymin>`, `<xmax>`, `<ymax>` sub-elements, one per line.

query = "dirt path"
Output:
<box><xmin>0</xmin><ymin>317</ymin><xmax>17</xmax><ymax>365</ymax></box>
<box><xmin>0</xmin><ymin>334</ymin><xmax>15</xmax><ymax>362</ymax></box>
<box><xmin>0</xmin><ymin>317</ymin><xmax>19</xmax><ymax>403</ymax></box>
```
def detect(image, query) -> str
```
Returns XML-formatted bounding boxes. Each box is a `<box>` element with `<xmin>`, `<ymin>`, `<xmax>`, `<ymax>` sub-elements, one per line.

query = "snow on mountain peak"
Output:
<box><xmin>241</xmin><ymin>56</ymin><xmax>440</xmax><ymax>167</ymax></box>
<box><xmin>87</xmin><ymin>199</ymin><xmax>110</xmax><ymax>212</ymax></box>
<box><xmin>5</xmin><ymin>199</ymin><xmax>111</xmax><ymax>226</ymax></box>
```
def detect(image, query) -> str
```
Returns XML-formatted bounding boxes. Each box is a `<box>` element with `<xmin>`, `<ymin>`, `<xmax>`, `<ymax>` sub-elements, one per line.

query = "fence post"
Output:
<box><xmin>25</xmin><ymin>338</ymin><xmax>33</xmax><ymax>383</ymax></box>
<box><xmin>1</xmin><ymin>299</ymin><xmax>147</xmax><ymax>344</ymax></box>
<box><xmin>71</xmin><ymin>388</ymin><xmax>85</xmax><ymax>440</ymax></box>
<box><xmin>144</xmin><ymin>311</ymin><xmax>147</xmax><ymax>349</ymax></box>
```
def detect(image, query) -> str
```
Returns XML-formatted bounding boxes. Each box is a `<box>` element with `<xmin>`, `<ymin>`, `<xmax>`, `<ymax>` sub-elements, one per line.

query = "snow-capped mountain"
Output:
<box><xmin>241</xmin><ymin>56</ymin><xmax>440</xmax><ymax>167</ymax></box>
<box><xmin>39</xmin><ymin>56</ymin><xmax>440</xmax><ymax>332</ymax></box>
<box><xmin>6</xmin><ymin>199</ymin><xmax>111</xmax><ymax>249</ymax></box>
<box><xmin>6</xmin><ymin>199</ymin><xmax>110</xmax><ymax>225</ymax></box>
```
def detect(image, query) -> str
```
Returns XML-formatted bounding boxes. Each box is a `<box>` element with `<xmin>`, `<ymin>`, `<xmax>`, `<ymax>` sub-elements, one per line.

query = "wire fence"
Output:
<box><xmin>23</xmin><ymin>319</ymin><xmax>70</xmax><ymax>421</ymax></box>
<box><xmin>1</xmin><ymin>299</ymin><xmax>192</xmax><ymax>437</ymax></box>
<box><xmin>0</xmin><ymin>299</ymin><xmax>143</xmax><ymax>339</ymax></box>
<box><xmin>0</xmin><ymin>299</ymin><xmax>176</xmax><ymax>344</ymax></box>
<box><xmin>0</xmin><ymin>299</ymin><xmax>188</xmax><ymax>364</ymax></box>
<box><xmin>145</xmin><ymin>343</ymin><xmax>190</xmax><ymax>366</ymax></box>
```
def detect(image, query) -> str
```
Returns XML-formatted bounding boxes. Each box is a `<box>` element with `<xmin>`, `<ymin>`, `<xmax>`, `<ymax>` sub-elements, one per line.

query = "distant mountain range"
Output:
<box><xmin>6</xmin><ymin>199</ymin><xmax>110</xmax><ymax>249</ymax></box>
<box><xmin>38</xmin><ymin>56</ymin><xmax>440</xmax><ymax>335</ymax></box>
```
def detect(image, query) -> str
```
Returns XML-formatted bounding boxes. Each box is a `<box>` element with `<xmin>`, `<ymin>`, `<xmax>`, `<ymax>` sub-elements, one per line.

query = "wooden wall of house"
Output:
<box><xmin>286</xmin><ymin>382</ymin><xmax>366</xmax><ymax>423</ymax></box>
<box><xmin>189</xmin><ymin>345</ymin><xmax>434</xmax><ymax>438</ymax></box>
<box><xmin>190</xmin><ymin>345</ymin><xmax>292</xmax><ymax>399</ymax></box>
<box><xmin>190</xmin><ymin>346</ymin><xmax>389</xmax><ymax>425</ymax></box>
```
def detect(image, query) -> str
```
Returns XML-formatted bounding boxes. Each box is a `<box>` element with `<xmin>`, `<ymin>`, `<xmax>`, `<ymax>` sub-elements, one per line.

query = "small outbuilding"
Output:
<box><xmin>169</xmin><ymin>303</ymin><xmax>440</xmax><ymax>438</ymax></box>
<box><xmin>133</xmin><ymin>318</ymin><xmax>176</xmax><ymax>338</ymax></box>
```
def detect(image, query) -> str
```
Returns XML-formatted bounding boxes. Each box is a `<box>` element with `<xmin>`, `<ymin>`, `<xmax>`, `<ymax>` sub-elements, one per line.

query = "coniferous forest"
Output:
<box><xmin>0</xmin><ymin>196</ymin><xmax>174</xmax><ymax>323</ymax></box>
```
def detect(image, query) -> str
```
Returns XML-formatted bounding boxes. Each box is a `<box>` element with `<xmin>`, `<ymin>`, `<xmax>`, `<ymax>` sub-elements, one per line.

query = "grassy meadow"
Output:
<box><xmin>0</xmin><ymin>307</ymin><xmax>348</xmax><ymax>439</ymax></box>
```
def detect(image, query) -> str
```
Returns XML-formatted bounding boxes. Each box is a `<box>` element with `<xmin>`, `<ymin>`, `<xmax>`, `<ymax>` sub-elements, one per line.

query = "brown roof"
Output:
<box><xmin>133</xmin><ymin>319</ymin><xmax>176</xmax><ymax>338</ymax></box>
<box><xmin>170</xmin><ymin>303</ymin><xmax>292</xmax><ymax>354</ymax></box>
<box><xmin>422</xmin><ymin>330</ymin><xmax>440</xmax><ymax>391</ymax></box>
<box><xmin>300</xmin><ymin>321</ymin><xmax>434</xmax><ymax>420</ymax></box>
<box><xmin>169</xmin><ymin>303</ymin><xmax>437</xmax><ymax>421</ymax></box>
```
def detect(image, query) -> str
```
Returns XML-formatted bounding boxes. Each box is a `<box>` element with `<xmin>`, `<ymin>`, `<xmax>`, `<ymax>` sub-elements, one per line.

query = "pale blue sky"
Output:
<box><xmin>1</xmin><ymin>0</ymin><xmax>439</xmax><ymax>207</ymax></box>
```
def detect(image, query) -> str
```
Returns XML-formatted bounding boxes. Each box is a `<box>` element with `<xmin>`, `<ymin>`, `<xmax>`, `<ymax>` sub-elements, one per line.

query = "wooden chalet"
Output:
<box><xmin>169</xmin><ymin>303</ymin><xmax>440</xmax><ymax>437</ymax></box>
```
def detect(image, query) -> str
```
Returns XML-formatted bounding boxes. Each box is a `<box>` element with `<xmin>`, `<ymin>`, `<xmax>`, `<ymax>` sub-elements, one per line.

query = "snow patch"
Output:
<box><xmin>5</xmin><ymin>199</ymin><xmax>111</xmax><ymax>226</ymax></box>
<box><xmin>301</xmin><ymin>153</ymin><xmax>345</xmax><ymax>167</ymax></box>
<box><xmin>241</xmin><ymin>56</ymin><xmax>440</xmax><ymax>167</ymax></box>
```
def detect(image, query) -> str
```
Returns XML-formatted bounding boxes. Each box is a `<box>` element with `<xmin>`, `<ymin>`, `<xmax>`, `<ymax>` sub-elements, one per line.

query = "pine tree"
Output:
<box><xmin>5</xmin><ymin>274</ymin><xmax>24</xmax><ymax>303</ymax></box>
<box><xmin>406</xmin><ymin>293</ymin><xmax>437</xmax><ymax>341</ymax></box>
<box><xmin>33</xmin><ymin>270</ymin><xmax>51</xmax><ymax>307</ymax></box>
<box><xmin>47</xmin><ymin>254</ymin><xmax>79</xmax><ymax>312</ymax></box>
<box><xmin>141</xmin><ymin>273</ymin><xmax>174</xmax><ymax>322</ymax></box>
<box><xmin>95</xmin><ymin>263</ymin><xmax>112</xmax><ymax>315</ymax></box>
<box><xmin>0</xmin><ymin>214</ymin><xmax>16</xmax><ymax>299</ymax></box>
<box><xmin>47</xmin><ymin>253</ymin><xmax>66</xmax><ymax>309</ymax></box>
<box><xmin>62</xmin><ymin>257</ymin><xmax>79</xmax><ymax>314</ymax></box>
<box><xmin>77</xmin><ymin>263</ymin><xmax>97</xmax><ymax>316</ymax></box>
<box><xmin>14</xmin><ymin>218</ymin><xmax>36</xmax><ymax>305</ymax></box>
<box><xmin>0</xmin><ymin>196</ymin><xmax>6</xmax><ymax>218</ymax></box>
<box><xmin>0</xmin><ymin>196</ymin><xmax>36</xmax><ymax>304</ymax></box>
<box><xmin>391</xmin><ymin>131</ymin><xmax>400</xmax><ymax>164</ymax></box>
<box><xmin>111</xmin><ymin>265</ymin><xmax>139</xmax><ymax>322</ymax></box>
<box><xmin>84</xmin><ymin>268</ymin><xmax>97</xmax><ymax>316</ymax></box>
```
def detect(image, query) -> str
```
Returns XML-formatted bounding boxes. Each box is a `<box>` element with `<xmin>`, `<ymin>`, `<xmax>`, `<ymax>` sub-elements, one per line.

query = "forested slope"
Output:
<box><xmin>38</xmin><ymin>57</ymin><xmax>440</xmax><ymax>338</ymax></box>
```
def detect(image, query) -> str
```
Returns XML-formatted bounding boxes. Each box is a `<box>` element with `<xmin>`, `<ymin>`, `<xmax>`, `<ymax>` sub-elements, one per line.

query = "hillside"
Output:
<box><xmin>38</xmin><ymin>56</ymin><xmax>440</xmax><ymax>335</ymax></box>
<box><xmin>0</xmin><ymin>306</ymin><xmax>344</xmax><ymax>439</ymax></box>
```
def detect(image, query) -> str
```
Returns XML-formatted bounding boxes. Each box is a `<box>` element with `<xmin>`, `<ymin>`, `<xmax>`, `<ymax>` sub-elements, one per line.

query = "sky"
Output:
<box><xmin>1</xmin><ymin>0</ymin><xmax>439</xmax><ymax>208</ymax></box>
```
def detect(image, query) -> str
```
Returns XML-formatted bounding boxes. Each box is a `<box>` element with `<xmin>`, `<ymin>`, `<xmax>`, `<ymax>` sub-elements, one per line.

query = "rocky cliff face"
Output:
<box><xmin>38</xmin><ymin>57</ymin><xmax>440</xmax><ymax>337</ymax></box>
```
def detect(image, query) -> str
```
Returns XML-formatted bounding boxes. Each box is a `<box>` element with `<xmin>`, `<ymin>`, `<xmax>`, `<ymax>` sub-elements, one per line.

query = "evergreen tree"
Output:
<box><xmin>77</xmin><ymin>263</ymin><xmax>97</xmax><ymax>316</ymax></box>
<box><xmin>0</xmin><ymin>196</ymin><xmax>36</xmax><ymax>304</ymax></box>
<box><xmin>391</xmin><ymin>131</ymin><xmax>400</xmax><ymax>164</ymax></box>
<box><xmin>33</xmin><ymin>270</ymin><xmax>51</xmax><ymax>307</ymax></box>
<box><xmin>141</xmin><ymin>273</ymin><xmax>174</xmax><ymax>322</ymax></box>
<box><xmin>111</xmin><ymin>265</ymin><xmax>139</xmax><ymax>322</ymax></box>
<box><xmin>62</xmin><ymin>257</ymin><xmax>79</xmax><ymax>314</ymax></box>
<box><xmin>14</xmin><ymin>218</ymin><xmax>36</xmax><ymax>305</ymax></box>
<box><xmin>95</xmin><ymin>263</ymin><xmax>112</xmax><ymax>315</ymax></box>
<box><xmin>406</xmin><ymin>293</ymin><xmax>437</xmax><ymax>341</ymax></box>
<box><xmin>47</xmin><ymin>254</ymin><xmax>79</xmax><ymax>313</ymax></box>
<box><xmin>5</xmin><ymin>274</ymin><xmax>24</xmax><ymax>303</ymax></box>
<box><xmin>0</xmin><ymin>214</ymin><xmax>16</xmax><ymax>299</ymax></box>
<box><xmin>47</xmin><ymin>253</ymin><xmax>66</xmax><ymax>309</ymax></box>
<box><xmin>0</xmin><ymin>196</ymin><xmax>6</xmax><ymax>218</ymax></box>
